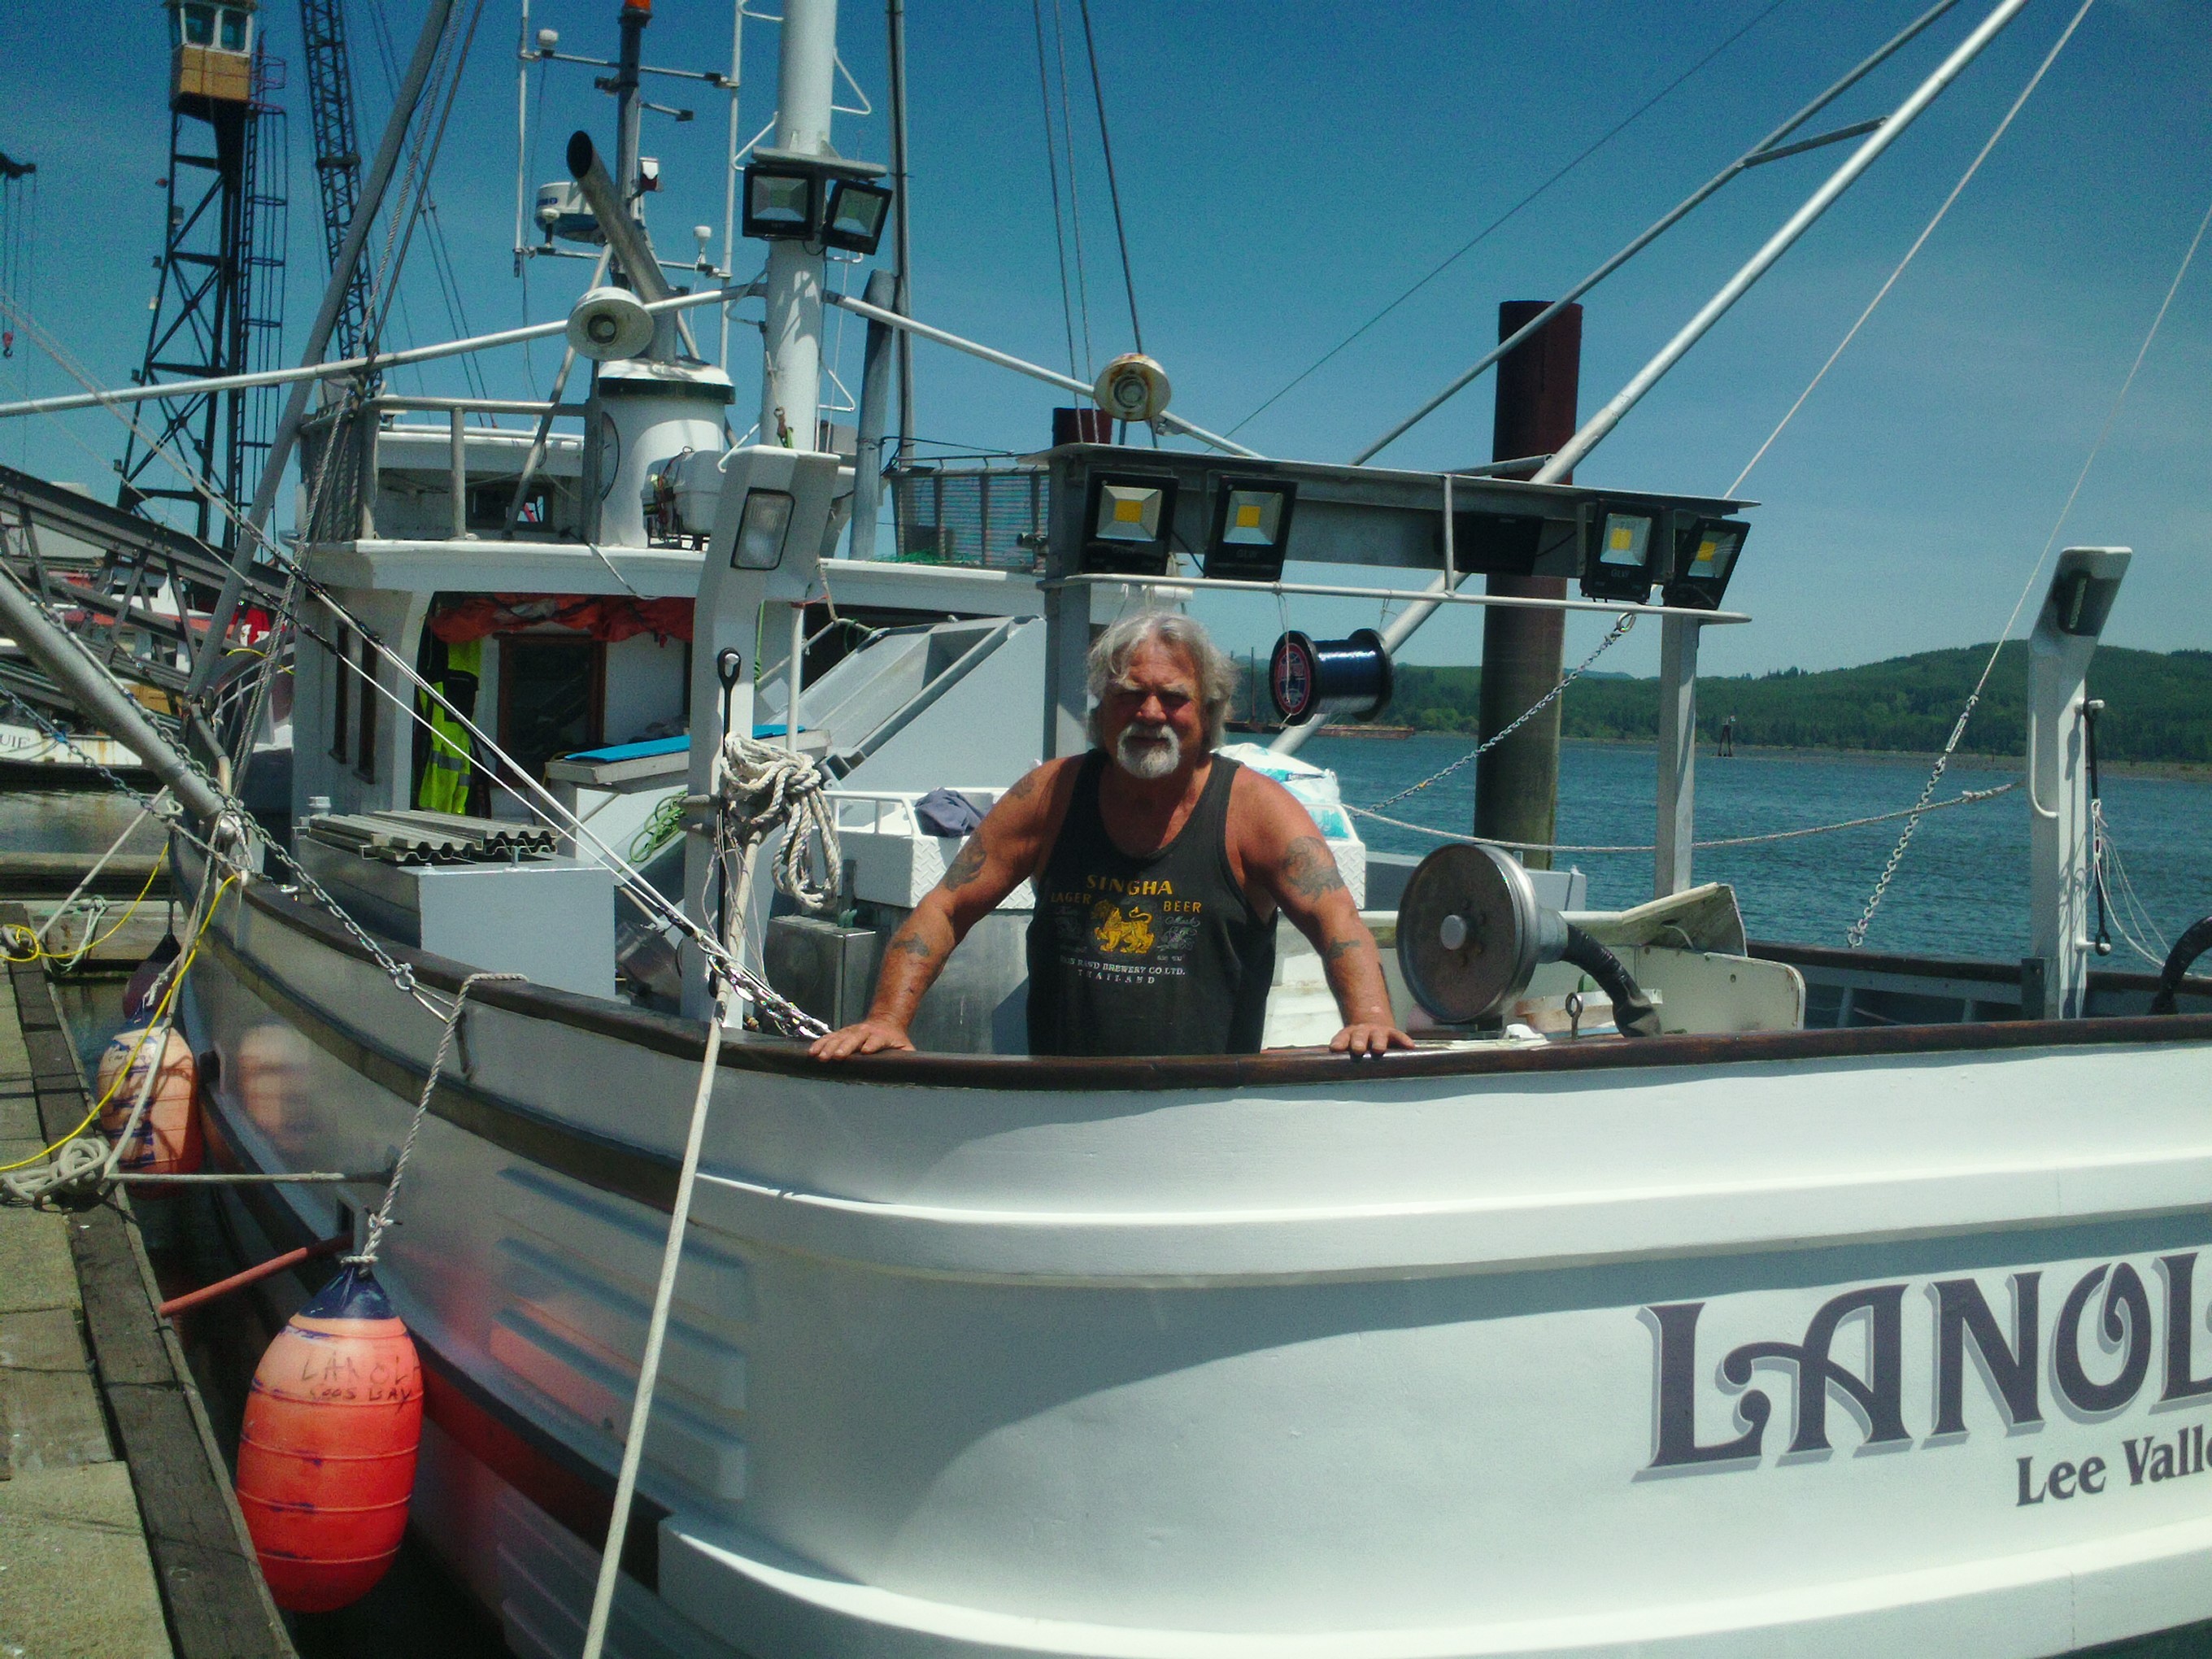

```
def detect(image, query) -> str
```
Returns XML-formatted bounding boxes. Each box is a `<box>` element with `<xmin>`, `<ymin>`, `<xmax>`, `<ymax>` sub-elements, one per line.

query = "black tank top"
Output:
<box><xmin>1025</xmin><ymin>752</ymin><xmax>1278</xmax><ymax>1056</ymax></box>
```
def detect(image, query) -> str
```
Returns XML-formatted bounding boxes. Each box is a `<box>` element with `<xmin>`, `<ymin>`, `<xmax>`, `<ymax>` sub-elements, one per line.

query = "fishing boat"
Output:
<box><xmin>7</xmin><ymin>1</ymin><xmax>2212</xmax><ymax>1656</ymax></box>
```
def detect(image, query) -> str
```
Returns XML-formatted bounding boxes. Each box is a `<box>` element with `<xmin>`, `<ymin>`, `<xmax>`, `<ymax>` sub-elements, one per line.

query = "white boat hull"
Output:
<box><xmin>183</xmin><ymin>869</ymin><xmax>2212</xmax><ymax>1658</ymax></box>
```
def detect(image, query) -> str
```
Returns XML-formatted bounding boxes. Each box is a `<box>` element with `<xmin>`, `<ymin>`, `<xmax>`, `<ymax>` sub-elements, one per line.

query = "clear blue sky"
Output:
<box><xmin>2</xmin><ymin>0</ymin><xmax>2207</xmax><ymax>680</ymax></box>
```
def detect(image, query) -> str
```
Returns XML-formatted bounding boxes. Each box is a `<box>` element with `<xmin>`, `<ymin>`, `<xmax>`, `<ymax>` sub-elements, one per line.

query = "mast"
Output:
<box><xmin>886</xmin><ymin>0</ymin><xmax>914</xmax><ymax>459</ymax></box>
<box><xmin>613</xmin><ymin>0</ymin><xmax>647</xmax><ymax>222</ymax></box>
<box><xmin>757</xmin><ymin>0</ymin><xmax>839</xmax><ymax>446</ymax></box>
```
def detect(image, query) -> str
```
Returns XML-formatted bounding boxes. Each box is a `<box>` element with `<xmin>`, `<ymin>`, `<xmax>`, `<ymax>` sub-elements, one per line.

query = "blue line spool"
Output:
<box><xmin>1269</xmin><ymin>629</ymin><xmax>1393</xmax><ymax>725</ymax></box>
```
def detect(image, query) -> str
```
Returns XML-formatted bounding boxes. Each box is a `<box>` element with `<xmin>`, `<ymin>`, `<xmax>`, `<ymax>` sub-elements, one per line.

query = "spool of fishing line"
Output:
<box><xmin>1269</xmin><ymin>629</ymin><xmax>1393</xmax><ymax>725</ymax></box>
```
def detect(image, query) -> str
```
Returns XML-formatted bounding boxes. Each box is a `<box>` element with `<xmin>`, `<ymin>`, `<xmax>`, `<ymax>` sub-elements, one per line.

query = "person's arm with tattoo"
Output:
<box><xmin>809</xmin><ymin>764</ymin><xmax>1067</xmax><ymax>1059</ymax></box>
<box><xmin>1243</xmin><ymin>790</ymin><xmax>1413</xmax><ymax>1058</ymax></box>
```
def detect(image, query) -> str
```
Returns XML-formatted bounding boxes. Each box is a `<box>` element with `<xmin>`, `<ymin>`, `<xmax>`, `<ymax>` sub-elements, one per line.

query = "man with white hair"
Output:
<box><xmin>812</xmin><ymin>610</ymin><xmax>1412</xmax><ymax>1060</ymax></box>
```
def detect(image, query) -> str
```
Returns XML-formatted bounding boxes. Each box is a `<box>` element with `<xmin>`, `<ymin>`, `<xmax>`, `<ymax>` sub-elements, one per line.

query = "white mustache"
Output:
<box><xmin>1115</xmin><ymin>721</ymin><xmax>1182</xmax><ymax>779</ymax></box>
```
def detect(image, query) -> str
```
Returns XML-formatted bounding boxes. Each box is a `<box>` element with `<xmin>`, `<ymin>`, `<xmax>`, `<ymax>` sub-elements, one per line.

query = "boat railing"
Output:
<box><xmin>298</xmin><ymin>394</ymin><xmax>588</xmax><ymax>546</ymax></box>
<box><xmin>827</xmin><ymin>786</ymin><xmax>1011</xmax><ymax>838</ymax></box>
<box><xmin>885</xmin><ymin>464</ymin><xmax>1046</xmax><ymax>571</ymax></box>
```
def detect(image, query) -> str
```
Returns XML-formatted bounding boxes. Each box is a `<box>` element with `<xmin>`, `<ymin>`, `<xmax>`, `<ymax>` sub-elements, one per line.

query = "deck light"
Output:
<box><xmin>822</xmin><ymin>179</ymin><xmax>894</xmax><ymax>255</ymax></box>
<box><xmin>1078</xmin><ymin>472</ymin><xmax>1179</xmax><ymax>575</ymax></box>
<box><xmin>731</xmin><ymin>489</ymin><xmax>796</xmax><ymax>569</ymax></box>
<box><xmin>1578</xmin><ymin>506</ymin><xmax>1664</xmax><ymax>603</ymax></box>
<box><xmin>1662</xmin><ymin>518</ymin><xmax>1748</xmax><ymax>611</ymax></box>
<box><xmin>1203</xmin><ymin>479</ymin><xmax>1296</xmax><ymax>583</ymax></box>
<box><xmin>742</xmin><ymin>164</ymin><xmax>820</xmax><ymax>241</ymax></box>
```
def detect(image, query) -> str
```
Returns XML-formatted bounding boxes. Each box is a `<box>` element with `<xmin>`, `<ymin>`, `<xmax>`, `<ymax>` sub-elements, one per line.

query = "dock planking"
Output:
<box><xmin>2</xmin><ymin>906</ymin><xmax>293</xmax><ymax>1659</ymax></box>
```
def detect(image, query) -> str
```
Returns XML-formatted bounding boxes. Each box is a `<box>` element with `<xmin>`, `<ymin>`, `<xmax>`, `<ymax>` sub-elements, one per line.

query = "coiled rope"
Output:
<box><xmin>718</xmin><ymin>732</ymin><xmax>842</xmax><ymax>917</ymax></box>
<box><xmin>1</xmin><ymin>872</ymin><xmax>237</xmax><ymax>1208</ymax></box>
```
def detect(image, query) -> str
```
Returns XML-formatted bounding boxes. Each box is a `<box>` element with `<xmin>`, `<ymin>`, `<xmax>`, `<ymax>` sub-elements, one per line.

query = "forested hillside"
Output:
<box><xmin>1315</xmin><ymin>645</ymin><xmax>2212</xmax><ymax>764</ymax></box>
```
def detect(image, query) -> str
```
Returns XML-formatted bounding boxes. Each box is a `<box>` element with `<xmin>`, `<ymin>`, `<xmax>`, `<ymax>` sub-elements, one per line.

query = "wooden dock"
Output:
<box><xmin>0</xmin><ymin>911</ymin><xmax>293</xmax><ymax>1659</ymax></box>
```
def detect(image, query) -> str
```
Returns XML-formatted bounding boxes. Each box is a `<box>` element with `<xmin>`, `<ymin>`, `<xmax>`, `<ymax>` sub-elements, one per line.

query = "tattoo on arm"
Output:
<box><xmin>937</xmin><ymin>838</ymin><xmax>986</xmax><ymax>894</ymax></box>
<box><xmin>1281</xmin><ymin>835</ymin><xmax>1348</xmax><ymax>903</ymax></box>
<box><xmin>1322</xmin><ymin>937</ymin><xmax>1362</xmax><ymax>963</ymax></box>
<box><xmin>888</xmin><ymin>933</ymin><xmax>935</xmax><ymax>960</ymax></box>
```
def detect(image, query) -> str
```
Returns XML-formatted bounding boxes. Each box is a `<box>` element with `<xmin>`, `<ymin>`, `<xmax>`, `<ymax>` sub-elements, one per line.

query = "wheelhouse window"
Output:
<box><xmin>355</xmin><ymin>631</ymin><xmax>379</xmax><ymax>783</ymax></box>
<box><xmin>181</xmin><ymin>4</ymin><xmax>216</xmax><ymax>46</ymax></box>
<box><xmin>498</xmin><ymin>635</ymin><xmax>603</xmax><ymax>786</ymax></box>
<box><xmin>217</xmin><ymin>7</ymin><xmax>249</xmax><ymax>50</ymax></box>
<box><xmin>329</xmin><ymin>624</ymin><xmax>351</xmax><ymax>764</ymax></box>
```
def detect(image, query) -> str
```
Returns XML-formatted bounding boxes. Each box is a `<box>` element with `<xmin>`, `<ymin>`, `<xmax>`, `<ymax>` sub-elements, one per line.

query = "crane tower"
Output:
<box><xmin>116</xmin><ymin>0</ymin><xmax>289</xmax><ymax>555</ymax></box>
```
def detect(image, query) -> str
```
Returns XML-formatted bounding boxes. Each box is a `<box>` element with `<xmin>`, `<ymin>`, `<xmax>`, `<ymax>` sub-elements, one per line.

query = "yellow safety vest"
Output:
<box><xmin>416</xmin><ymin>638</ymin><xmax>481</xmax><ymax>815</ymax></box>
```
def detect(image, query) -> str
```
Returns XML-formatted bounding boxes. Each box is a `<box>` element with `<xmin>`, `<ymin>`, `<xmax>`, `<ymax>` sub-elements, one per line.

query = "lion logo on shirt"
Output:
<box><xmin>1090</xmin><ymin>901</ymin><xmax>1155</xmax><ymax>956</ymax></box>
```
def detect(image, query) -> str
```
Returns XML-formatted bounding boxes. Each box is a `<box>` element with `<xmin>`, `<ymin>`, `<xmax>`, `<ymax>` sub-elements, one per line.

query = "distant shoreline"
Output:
<box><xmin>1321</xmin><ymin>730</ymin><xmax>2212</xmax><ymax>782</ymax></box>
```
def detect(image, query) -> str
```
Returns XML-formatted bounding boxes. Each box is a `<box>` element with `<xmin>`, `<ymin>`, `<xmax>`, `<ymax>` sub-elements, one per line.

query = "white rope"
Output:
<box><xmin>36</xmin><ymin>800</ymin><xmax>156</xmax><ymax>945</ymax></box>
<box><xmin>718</xmin><ymin>732</ymin><xmax>842</xmax><ymax>914</ymax></box>
<box><xmin>578</xmin><ymin>978</ymin><xmax>729</xmax><ymax>1659</ymax></box>
<box><xmin>1348</xmin><ymin>779</ymin><xmax>2018</xmax><ymax>856</ymax></box>
<box><xmin>2092</xmin><ymin>799</ymin><xmax>2169</xmax><ymax>968</ymax></box>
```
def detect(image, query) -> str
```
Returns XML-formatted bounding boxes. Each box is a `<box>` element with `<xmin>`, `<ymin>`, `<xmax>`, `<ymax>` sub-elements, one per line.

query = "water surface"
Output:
<box><xmin>1307</xmin><ymin>736</ymin><xmax>2212</xmax><ymax>962</ymax></box>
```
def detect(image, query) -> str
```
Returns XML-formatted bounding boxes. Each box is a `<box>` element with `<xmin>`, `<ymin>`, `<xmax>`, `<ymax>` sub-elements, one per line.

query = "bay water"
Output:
<box><xmin>1304</xmin><ymin>736</ymin><xmax>2212</xmax><ymax>964</ymax></box>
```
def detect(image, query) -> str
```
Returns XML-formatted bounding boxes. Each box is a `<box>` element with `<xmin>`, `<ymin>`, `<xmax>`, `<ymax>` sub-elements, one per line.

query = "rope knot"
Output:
<box><xmin>715</xmin><ymin>734</ymin><xmax>841</xmax><ymax>914</ymax></box>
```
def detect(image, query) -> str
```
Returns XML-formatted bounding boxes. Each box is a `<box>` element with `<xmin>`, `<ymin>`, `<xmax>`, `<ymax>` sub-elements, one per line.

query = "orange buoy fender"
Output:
<box><xmin>235</xmin><ymin>1266</ymin><xmax>423</xmax><ymax>1612</ymax></box>
<box><xmin>95</xmin><ymin>1026</ymin><xmax>202</xmax><ymax>1176</ymax></box>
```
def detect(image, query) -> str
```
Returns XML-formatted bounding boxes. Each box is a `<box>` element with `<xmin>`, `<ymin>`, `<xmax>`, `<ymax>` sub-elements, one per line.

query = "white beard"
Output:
<box><xmin>1115</xmin><ymin>722</ymin><xmax>1182</xmax><ymax>781</ymax></box>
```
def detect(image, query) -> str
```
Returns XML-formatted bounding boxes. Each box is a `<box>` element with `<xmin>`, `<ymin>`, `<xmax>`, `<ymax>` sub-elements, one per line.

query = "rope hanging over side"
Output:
<box><xmin>346</xmin><ymin>969</ymin><xmax>525</xmax><ymax>1268</ymax></box>
<box><xmin>717</xmin><ymin>732</ymin><xmax>842</xmax><ymax>915</ymax></box>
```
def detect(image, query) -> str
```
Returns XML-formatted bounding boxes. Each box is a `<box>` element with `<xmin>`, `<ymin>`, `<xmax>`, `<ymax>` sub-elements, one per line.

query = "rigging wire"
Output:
<box><xmin>1030</xmin><ymin>0</ymin><xmax>1082</xmax><ymax>379</ymax></box>
<box><xmin>1847</xmin><ymin>172</ymin><xmax>2212</xmax><ymax>949</ymax></box>
<box><xmin>1729</xmin><ymin>0</ymin><xmax>2097</xmax><ymax>495</ymax></box>
<box><xmin>1073</xmin><ymin>0</ymin><xmax>1144</xmax><ymax>357</ymax></box>
<box><xmin>363</xmin><ymin>0</ymin><xmax>493</xmax><ymax>405</ymax></box>
<box><xmin>1348</xmin><ymin>779</ymin><xmax>2018</xmax><ymax>857</ymax></box>
<box><xmin>1048</xmin><ymin>0</ymin><xmax>1096</xmax><ymax>377</ymax></box>
<box><xmin>1226</xmin><ymin>0</ymin><xmax>1798</xmax><ymax>438</ymax></box>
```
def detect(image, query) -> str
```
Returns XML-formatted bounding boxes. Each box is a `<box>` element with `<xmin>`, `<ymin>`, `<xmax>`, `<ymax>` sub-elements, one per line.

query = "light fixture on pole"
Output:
<box><xmin>1078</xmin><ymin>472</ymin><xmax>1178</xmax><ymax>575</ymax></box>
<box><xmin>1662</xmin><ymin>518</ymin><xmax>1750</xmax><ymax>611</ymax></box>
<box><xmin>1578</xmin><ymin>504</ymin><xmax>1666</xmax><ymax>603</ymax></box>
<box><xmin>822</xmin><ymin>179</ymin><xmax>894</xmax><ymax>255</ymax></box>
<box><xmin>1203</xmin><ymin>477</ymin><xmax>1296</xmax><ymax>583</ymax></box>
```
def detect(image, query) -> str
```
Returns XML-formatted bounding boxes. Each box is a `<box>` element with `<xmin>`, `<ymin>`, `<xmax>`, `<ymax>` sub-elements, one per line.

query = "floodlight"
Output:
<box><xmin>1579</xmin><ymin>506</ymin><xmax>1664</xmax><ymax>602</ymax></box>
<box><xmin>1662</xmin><ymin>518</ymin><xmax>1748</xmax><ymax>611</ymax></box>
<box><xmin>1078</xmin><ymin>472</ymin><xmax>1179</xmax><ymax>575</ymax></box>
<box><xmin>731</xmin><ymin>489</ymin><xmax>795</xmax><ymax>570</ymax></box>
<box><xmin>1203</xmin><ymin>478</ymin><xmax>1297</xmax><ymax>582</ymax></box>
<box><xmin>742</xmin><ymin>165</ymin><xmax>820</xmax><ymax>241</ymax></box>
<box><xmin>823</xmin><ymin>179</ymin><xmax>894</xmax><ymax>255</ymax></box>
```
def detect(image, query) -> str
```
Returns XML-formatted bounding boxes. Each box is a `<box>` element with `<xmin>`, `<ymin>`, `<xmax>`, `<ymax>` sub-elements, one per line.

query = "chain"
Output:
<box><xmin>1844</xmin><ymin>697</ymin><xmax>1977</xmax><ymax>949</ymax></box>
<box><xmin>1367</xmin><ymin>613</ymin><xmax>1635</xmax><ymax>813</ymax></box>
<box><xmin>0</xmin><ymin>687</ymin><xmax>186</xmax><ymax>825</ymax></box>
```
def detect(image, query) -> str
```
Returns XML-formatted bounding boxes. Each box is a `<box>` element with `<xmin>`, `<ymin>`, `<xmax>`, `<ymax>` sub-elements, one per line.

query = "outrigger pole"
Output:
<box><xmin>1274</xmin><ymin>0</ymin><xmax>2035</xmax><ymax>758</ymax></box>
<box><xmin>0</xmin><ymin>281</ymin><xmax>761</xmax><ymax>423</ymax></box>
<box><xmin>0</xmin><ymin>568</ymin><xmax>225</xmax><ymax>822</ymax></box>
<box><xmin>185</xmin><ymin>0</ymin><xmax>461</xmax><ymax>699</ymax></box>
<box><xmin>1350</xmin><ymin>0</ymin><xmax>1964</xmax><ymax>467</ymax></box>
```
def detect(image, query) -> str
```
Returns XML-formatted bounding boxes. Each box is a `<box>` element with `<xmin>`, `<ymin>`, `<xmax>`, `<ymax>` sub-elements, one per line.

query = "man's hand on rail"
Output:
<box><xmin>808</xmin><ymin>1018</ymin><xmax>917</xmax><ymax>1060</ymax></box>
